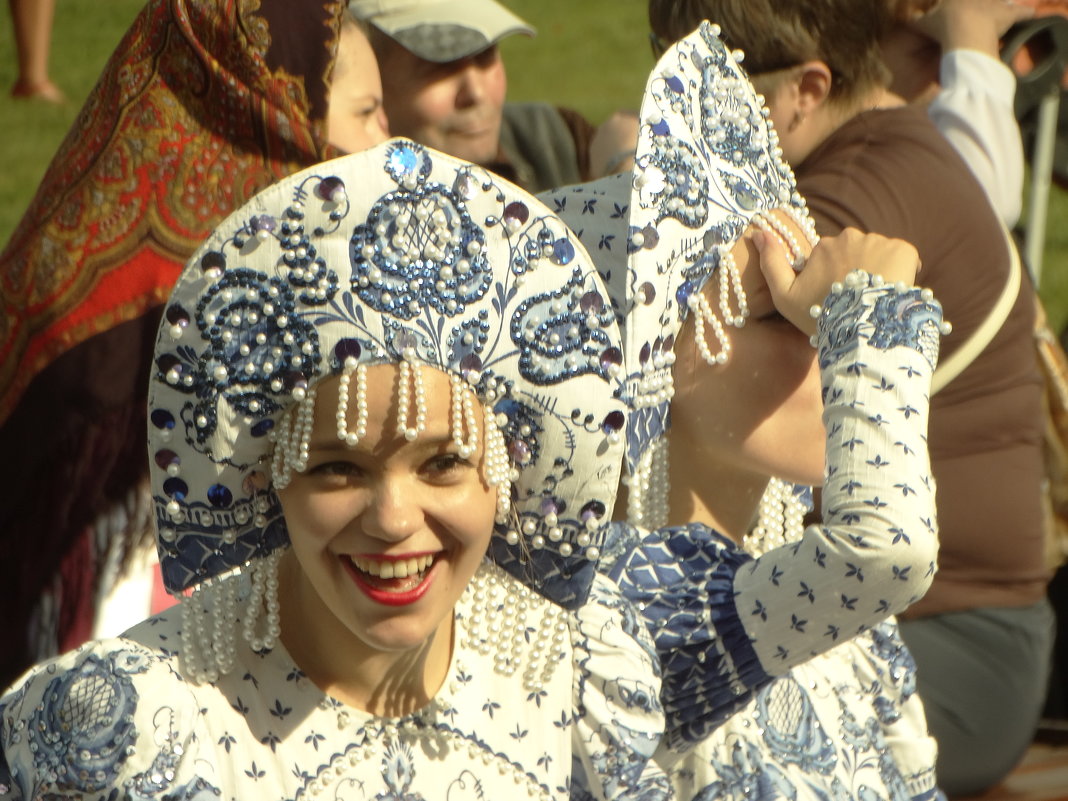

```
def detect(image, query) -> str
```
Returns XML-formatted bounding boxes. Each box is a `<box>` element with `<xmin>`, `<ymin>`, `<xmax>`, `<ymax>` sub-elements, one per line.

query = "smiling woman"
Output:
<box><xmin>276</xmin><ymin>366</ymin><xmax>500</xmax><ymax>713</ymax></box>
<box><xmin>0</xmin><ymin>138</ymin><xmax>666</xmax><ymax>801</ymax></box>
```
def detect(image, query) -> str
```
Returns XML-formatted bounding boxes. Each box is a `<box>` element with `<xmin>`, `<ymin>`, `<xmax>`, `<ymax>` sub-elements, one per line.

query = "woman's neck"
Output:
<box><xmin>277</xmin><ymin>553</ymin><xmax>453</xmax><ymax>717</ymax></box>
<box><xmin>665</xmin><ymin>443</ymin><xmax>768</xmax><ymax>544</ymax></box>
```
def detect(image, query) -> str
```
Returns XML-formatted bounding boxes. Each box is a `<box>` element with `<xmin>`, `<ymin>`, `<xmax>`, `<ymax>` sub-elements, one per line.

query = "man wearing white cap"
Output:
<box><xmin>350</xmin><ymin>0</ymin><xmax>596</xmax><ymax>192</ymax></box>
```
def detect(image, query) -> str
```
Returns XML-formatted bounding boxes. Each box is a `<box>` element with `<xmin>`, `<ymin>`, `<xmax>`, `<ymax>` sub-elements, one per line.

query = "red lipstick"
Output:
<box><xmin>341</xmin><ymin>553</ymin><xmax>438</xmax><ymax>607</ymax></box>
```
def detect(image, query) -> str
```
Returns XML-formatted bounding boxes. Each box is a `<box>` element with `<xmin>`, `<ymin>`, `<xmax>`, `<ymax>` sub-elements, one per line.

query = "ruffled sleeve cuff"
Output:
<box><xmin>601</xmin><ymin>523</ymin><xmax>773</xmax><ymax>753</ymax></box>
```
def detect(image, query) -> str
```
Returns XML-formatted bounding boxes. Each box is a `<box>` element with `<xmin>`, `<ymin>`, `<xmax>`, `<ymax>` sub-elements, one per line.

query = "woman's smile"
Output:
<box><xmin>342</xmin><ymin>552</ymin><xmax>441</xmax><ymax>606</ymax></box>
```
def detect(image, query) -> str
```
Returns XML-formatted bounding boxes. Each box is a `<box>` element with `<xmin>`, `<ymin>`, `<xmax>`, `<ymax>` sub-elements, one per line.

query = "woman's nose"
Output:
<box><xmin>360</xmin><ymin>474</ymin><xmax>421</xmax><ymax>542</ymax></box>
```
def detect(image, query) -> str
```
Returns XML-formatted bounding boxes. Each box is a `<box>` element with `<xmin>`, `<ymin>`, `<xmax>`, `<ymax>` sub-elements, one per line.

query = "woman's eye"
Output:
<box><xmin>308</xmin><ymin>461</ymin><xmax>363</xmax><ymax>479</ymax></box>
<box><xmin>424</xmin><ymin>453</ymin><xmax>471</xmax><ymax>476</ymax></box>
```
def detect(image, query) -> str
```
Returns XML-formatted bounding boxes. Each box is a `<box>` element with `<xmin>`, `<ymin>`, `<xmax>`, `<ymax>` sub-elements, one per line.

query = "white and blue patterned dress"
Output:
<box><xmin>0</xmin><ymin>281</ymin><xmax>942</xmax><ymax>801</ymax></box>
<box><xmin>597</xmin><ymin>278</ymin><xmax>944</xmax><ymax>801</ymax></box>
<box><xmin>0</xmin><ymin>566</ymin><xmax>668</xmax><ymax>801</ymax></box>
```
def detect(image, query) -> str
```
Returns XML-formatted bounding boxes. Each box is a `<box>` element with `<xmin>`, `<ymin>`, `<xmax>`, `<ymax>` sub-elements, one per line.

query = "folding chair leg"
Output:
<box><xmin>1026</xmin><ymin>87</ymin><xmax>1062</xmax><ymax>287</ymax></box>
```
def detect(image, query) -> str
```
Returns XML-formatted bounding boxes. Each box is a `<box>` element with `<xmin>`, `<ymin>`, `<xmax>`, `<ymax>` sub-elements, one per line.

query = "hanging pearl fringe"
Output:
<box><xmin>337</xmin><ymin>358</ymin><xmax>368</xmax><ymax>446</ymax></box>
<box><xmin>626</xmin><ymin>436</ymin><xmax>670</xmax><ymax>531</ymax></box>
<box><xmin>483</xmin><ymin>407</ymin><xmax>513</xmax><ymax>523</ymax></box>
<box><xmin>449</xmin><ymin>373</ymin><xmax>479</xmax><ymax>459</ymax></box>
<box><xmin>278</xmin><ymin>358</ymin><xmax>513</xmax><ymax>506</ymax></box>
<box><xmin>628</xmin><ymin>206</ymin><xmax>822</xmax><ymax>543</ymax></box>
<box><xmin>743</xmin><ymin>477</ymin><xmax>808</xmax><ymax>557</ymax></box>
<box><xmin>271</xmin><ymin>387</ymin><xmax>318</xmax><ymax>490</ymax></box>
<box><xmin>463</xmin><ymin>563</ymin><xmax>567</xmax><ymax>692</ymax></box>
<box><xmin>687</xmin><ymin>244</ymin><xmax>749</xmax><ymax>367</ymax></box>
<box><xmin>179</xmin><ymin>549</ymin><xmax>282</xmax><ymax>683</ymax></box>
<box><xmin>396</xmin><ymin>353</ymin><xmax>427</xmax><ymax>442</ymax></box>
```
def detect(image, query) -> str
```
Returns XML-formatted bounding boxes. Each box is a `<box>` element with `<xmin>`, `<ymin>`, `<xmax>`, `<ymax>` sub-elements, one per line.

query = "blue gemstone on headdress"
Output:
<box><xmin>580</xmin><ymin>291</ymin><xmax>604</xmax><ymax>313</ymax></box>
<box><xmin>503</xmin><ymin>201</ymin><xmax>529</xmax><ymax>227</ymax></box>
<box><xmin>460</xmin><ymin>353</ymin><xmax>483</xmax><ymax>378</ymax></box>
<box><xmin>163</xmin><ymin>478</ymin><xmax>188</xmax><ymax>500</ymax></box>
<box><xmin>157</xmin><ymin>354</ymin><xmax>181</xmax><ymax>374</ymax></box>
<box><xmin>281</xmin><ymin>370</ymin><xmax>307</xmax><ymax>390</ymax></box>
<box><xmin>396</xmin><ymin>330</ymin><xmax>419</xmax><ymax>352</ymax></box>
<box><xmin>453</xmin><ymin>172</ymin><xmax>478</xmax><ymax>200</ymax></box>
<box><xmin>640</xmin><ymin>342</ymin><xmax>651</xmax><ymax>364</ymax></box>
<box><xmin>602</xmin><ymin>410</ymin><xmax>625</xmax><ymax>433</ymax></box>
<box><xmin>541</xmin><ymin>497</ymin><xmax>562</xmax><ymax>516</ymax></box>
<box><xmin>154</xmin><ymin>450</ymin><xmax>179</xmax><ymax>470</ymax></box>
<box><xmin>676</xmin><ymin>280</ymin><xmax>696</xmax><ymax>306</ymax></box>
<box><xmin>509</xmin><ymin>439</ymin><xmax>532</xmax><ymax>465</ymax></box>
<box><xmin>250</xmin><ymin>214</ymin><xmax>276</xmax><ymax>234</ymax></box>
<box><xmin>335</xmin><ymin>338</ymin><xmax>362</xmax><ymax>363</ymax></box>
<box><xmin>703</xmin><ymin>228</ymin><xmax>726</xmax><ymax>249</ymax></box>
<box><xmin>581</xmin><ymin>500</ymin><xmax>606</xmax><ymax>521</ymax></box>
<box><xmin>388</xmin><ymin>146</ymin><xmax>419</xmax><ymax>176</ymax></box>
<box><xmin>208</xmin><ymin>484</ymin><xmax>233</xmax><ymax>508</ymax></box>
<box><xmin>201</xmin><ymin>251</ymin><xmax>226</xmax><ymax>272</ymax></box>
<box><xmin>642</xmin><ymin>225</ymin><xmax>660</xmax><ymax>249</ymax></box>
<box><xmin>551</xmin><ymin>238</ymin><xmax>575</xmax><ymax>265</ymax></box>
<box><xmin>316</xmin><ymin>176</ymin><xmax>345</xmax><ymax>201</ymax></box>
<box><xmin>151</xmin><ymin>409</ymin><xmax>175</xmax><ymax>430</ymax></box>
<box><xmin>652</xmin><ymin>119</ymin><xmax>670</xmax><ymax>136</ymax></box>
<box><xmin>599</xmin><ymin>346</ymin><xmax>622</xmax><ymax>371</ymax></box>
<box><xmin>666</xmin><ymin>75</ymin><xmax>685</xmax><ymax>93</ymax></box>
<box><xmin>733</xmin><ymin>183</ymin><xmax>760</xmax><ymax>210</ymax></box>
<box><xmin>165</xmin><ymin>305</ymin><xmax>190</xmax><ymax>326</ymax></box>
<box><xmin>251</xmin><ymin>419</ymin><xmax>274</xmax><ymax>438</ymax></box>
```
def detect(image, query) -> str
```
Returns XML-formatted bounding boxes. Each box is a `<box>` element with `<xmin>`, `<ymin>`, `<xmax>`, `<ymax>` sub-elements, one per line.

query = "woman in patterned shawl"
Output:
<box><xmin>0</xmin><ymin>0</ymin><xmax>387</xmax><ymax>689</ymax></box>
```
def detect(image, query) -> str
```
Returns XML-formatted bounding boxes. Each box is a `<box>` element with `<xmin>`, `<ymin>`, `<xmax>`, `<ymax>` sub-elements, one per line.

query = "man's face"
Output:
<box><xmin>376</xmin><ymin>37</ymin><xmax>507</xmax><ymax>165</ymax></box>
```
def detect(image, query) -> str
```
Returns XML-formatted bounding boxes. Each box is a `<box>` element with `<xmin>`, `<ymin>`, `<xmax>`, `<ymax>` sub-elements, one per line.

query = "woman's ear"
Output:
<box><xmin>794</xmin><ymin>60</ymin><xmax>834</xmax><ymax>118</ymax></box>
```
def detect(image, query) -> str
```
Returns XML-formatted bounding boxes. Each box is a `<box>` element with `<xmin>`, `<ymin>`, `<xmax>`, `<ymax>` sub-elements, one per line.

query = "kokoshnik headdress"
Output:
<box><xmin>541</xmin><ymin>22</ymin><xmax>817</xmax><ymax>543</ymax></box>
<box><xmin>148</xmin><ymin>139</ymin><xmax>627</xmax><ymax>680</ymax></box>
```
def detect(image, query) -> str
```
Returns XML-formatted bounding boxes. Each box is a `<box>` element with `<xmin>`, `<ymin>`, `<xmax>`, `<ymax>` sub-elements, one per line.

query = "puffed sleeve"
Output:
<box><xmin>0</xmin><ymin>640</ymin><xmax>215</xmax><ymax>800</ymax></box>
<box><xmin>603</xmin><ymin>273</ymin><xmax>945</xmax><ymax>753</ymax></box>
<box><xmin>568</xmin><ymin>574</ymin><xmax>673</xmax><ymax>801</ymax></box>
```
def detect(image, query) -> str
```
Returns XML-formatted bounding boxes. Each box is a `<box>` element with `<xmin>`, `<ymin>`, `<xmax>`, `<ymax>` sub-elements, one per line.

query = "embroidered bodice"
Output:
<box><xmin>0</xmin><ymin>566</ymin><xmax>666</xmax><ymax>801</ymax></box>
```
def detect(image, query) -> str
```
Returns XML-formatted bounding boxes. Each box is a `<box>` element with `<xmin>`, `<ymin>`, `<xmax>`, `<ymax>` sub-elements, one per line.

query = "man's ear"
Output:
<box><xmin>794</xmin><ymin>60</ymin><xmax>834</xmax><ymax>116</ymax></box>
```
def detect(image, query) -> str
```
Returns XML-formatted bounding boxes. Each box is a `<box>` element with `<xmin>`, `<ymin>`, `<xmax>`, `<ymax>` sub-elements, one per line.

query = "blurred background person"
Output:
<box><xmin>7</xmin><ymin>0</ymin><xmax>62</xmax><ymax>102</ymax></box>
<box><xmin>647</xmin><ymin>0</ymin><xmax>1051</xmax><ymax>794</ymax></box>
<box><xmin>0</xmin><ymin>0</ymin><xmax>388</xmax><ymax>690</ymax></box>
<box><xmin>351</xmin><ymin>0</ymin><xmax>630</xmax><ymax>191</ymax></box>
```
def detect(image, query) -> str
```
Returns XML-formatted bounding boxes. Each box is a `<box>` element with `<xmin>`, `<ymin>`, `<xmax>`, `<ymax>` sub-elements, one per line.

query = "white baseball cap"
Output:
<box><xmin>349</xmin><ymin>0</ymin><xmax>535</xmax><ymax>62</ymax></box>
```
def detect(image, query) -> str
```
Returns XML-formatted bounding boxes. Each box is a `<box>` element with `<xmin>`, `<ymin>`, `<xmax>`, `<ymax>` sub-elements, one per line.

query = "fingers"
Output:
<box><xmin>752</xmin><ymin>227</ymin><xmax>798</xmax><ymax>303</ymax></box>
<box><xmin>751</xmin><ymin>224</ymin><xmax>821</xmax><ymax>335</ymax></box>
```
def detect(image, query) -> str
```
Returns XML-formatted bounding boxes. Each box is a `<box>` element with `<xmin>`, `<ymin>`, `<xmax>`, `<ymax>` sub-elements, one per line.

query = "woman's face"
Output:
<box><xmin>277</xmin><ymin>364</ymin><xmax>496</xmax><ymax>664</ymax></box>
<box><xmin>327</xmin><ymin>23</ymin><xmax>390</xmax><ymax>154</ymax></box>
<box><xmin>670</xmin><ymin>234</ymin><xmax>825</xmax><ymax>487</ymax></box>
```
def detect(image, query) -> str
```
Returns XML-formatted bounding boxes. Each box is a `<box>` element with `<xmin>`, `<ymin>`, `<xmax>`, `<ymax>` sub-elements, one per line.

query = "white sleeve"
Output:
<box><xmin>734</xmin><ymin>273</ymin><xmax>943</xmax><ymax>671</ymax></box>
<box><xmin>928</xmin><ymin>49</ymin><xmax>1025</xmax><ymax>226</ymax></box>
<box><xmin>600</xmin><ymin>274</ymin><xmax>945</xmax><ymax>754</ymax></box>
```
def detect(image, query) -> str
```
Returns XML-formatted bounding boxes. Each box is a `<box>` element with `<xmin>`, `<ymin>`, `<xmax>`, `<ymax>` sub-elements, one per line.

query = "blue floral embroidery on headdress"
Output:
<box><xmin>149</xmin><ymin>140</ymin><xmax>628</xmax><ymax>609</ymax></box>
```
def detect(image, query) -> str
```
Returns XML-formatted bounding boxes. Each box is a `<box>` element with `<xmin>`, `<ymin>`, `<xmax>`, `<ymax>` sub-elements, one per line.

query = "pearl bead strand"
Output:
<box><xmin>336</xmin><ymin>358</ymin><xmax>368</xmax><ymax>446</ymax></box>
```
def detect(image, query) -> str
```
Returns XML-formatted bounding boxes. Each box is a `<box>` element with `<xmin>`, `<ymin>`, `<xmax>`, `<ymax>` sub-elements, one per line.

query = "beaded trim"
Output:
<box><xmin>149</xmin><ymin>139</ymin><xmax>627</xmax><ymax>614</ymax></box>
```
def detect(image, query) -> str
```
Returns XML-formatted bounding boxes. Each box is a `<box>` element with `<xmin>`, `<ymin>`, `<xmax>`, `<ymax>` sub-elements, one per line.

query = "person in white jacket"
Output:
<box><xmin>883</xmin><ymin>0</ymin><xmax>1035</xmax><ymax>225</ymax></box>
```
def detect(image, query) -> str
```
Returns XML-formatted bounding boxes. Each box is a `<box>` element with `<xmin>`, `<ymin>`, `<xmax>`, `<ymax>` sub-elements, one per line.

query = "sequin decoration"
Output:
<box><xmin>147</xmin><ymin>140</ymin><xmax>628</xmax><ymax>610</ymax></box>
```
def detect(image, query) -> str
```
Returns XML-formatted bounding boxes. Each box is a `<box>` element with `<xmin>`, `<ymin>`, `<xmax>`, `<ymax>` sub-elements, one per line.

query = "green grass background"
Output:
<box><xmin>2</xmin><ymin>0</ymin><xmax>1066</xmax><ymax>327</ymax></box>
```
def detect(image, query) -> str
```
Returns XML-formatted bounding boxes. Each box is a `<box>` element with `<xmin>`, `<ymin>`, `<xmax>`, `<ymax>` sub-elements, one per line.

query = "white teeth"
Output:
<box><xmin>350</xmin><ymin>554</ymin><xmax>434</xmax><ymax>578</ymax></box>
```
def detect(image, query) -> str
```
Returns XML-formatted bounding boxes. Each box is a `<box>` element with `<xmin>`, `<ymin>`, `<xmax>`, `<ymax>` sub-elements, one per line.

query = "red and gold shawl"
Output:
<box><xmin>0</xmin><ymin>0</ymin><xmax>347</xmax><ymax>686</ymax></box>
